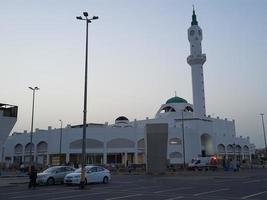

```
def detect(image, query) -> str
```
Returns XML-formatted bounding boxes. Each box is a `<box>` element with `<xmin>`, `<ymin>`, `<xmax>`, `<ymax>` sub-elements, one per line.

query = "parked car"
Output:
<box><xmin>188</xmin><ymin>156</ymin><xmax>218</xmax><ymax>170</ymax></box>
<box><xmin>37</xmin><ymin>166</ymin><xmax>75</xmax><ymax>185</ymax></box>
<box><xmin>64</xmin><ymin>165</ymin><xmax>111</xmax><ymax>185</ymax></box>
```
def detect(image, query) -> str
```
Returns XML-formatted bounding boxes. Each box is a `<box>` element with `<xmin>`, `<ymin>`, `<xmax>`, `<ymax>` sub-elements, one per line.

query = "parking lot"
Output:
<box><xmin>1</xmin><ymin>169</ymin><xmax>267</xmax><ymax>200</ymax></box>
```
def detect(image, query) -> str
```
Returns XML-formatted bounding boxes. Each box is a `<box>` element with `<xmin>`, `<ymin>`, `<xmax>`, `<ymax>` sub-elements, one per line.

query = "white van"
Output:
<box><xmin>188</xmin><ymin>156</ymin><xmax>218</xmax><ymax>170</ymax></box>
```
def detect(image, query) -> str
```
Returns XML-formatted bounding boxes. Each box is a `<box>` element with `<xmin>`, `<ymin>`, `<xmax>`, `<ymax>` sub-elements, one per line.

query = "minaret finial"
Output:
<box><xmin>191</xmin><ymin>5</ymin><xmax>198</xmax><ymax>26</ymax></box>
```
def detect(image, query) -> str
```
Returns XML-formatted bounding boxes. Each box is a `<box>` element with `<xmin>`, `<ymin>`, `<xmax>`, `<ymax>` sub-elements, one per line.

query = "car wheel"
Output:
<box><xmin>103</xmin><ymin>176</ymin><xmax>109</xmax><ymax>184</ymax></box>
<box><xmin>47</xmin><ymin>177</ymin><xmax>55</xmax><ymax>185</ymax></box>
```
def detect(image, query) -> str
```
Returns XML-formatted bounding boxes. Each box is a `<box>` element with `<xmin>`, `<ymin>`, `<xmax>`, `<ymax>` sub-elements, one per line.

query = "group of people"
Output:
<box><xmin>222</xmin><ymin>157</ymin><xmax>241</xmax><ymax>171</ymax></box>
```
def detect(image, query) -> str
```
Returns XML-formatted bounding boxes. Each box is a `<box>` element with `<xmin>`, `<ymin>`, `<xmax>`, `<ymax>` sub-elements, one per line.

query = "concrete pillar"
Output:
<box><xmin>124</xmin><ymin>152</ymin><xmax>128</xmax><ymax>167</ymax></box>
<box><xmin>46</xmin><ymin>154</ymin><xmax>50</xmax><ymax>165</ymax></box>
<box><xmin>134</xmin><ymin>141</ymin><xmax>138</xmax><ymax>164</ymax></box>
<box><xmin>103</xmin><ymin>143</ymin><xmax>107</xmax><ymax>165</ymax></box>
<box><xmin>66</xmin><ymin>153</ymin><xmax>70</xmax><ymax>163</ymax></box>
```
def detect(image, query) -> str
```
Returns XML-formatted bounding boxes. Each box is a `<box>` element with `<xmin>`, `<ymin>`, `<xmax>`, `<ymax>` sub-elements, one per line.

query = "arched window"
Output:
<box><xmin>160</xmin><ymin>106</ymin><xmax>176</xmax><ymax>113</ymax></box>
<box><xmin>25</xmin><ymin>143</ymin><xmax>34</xmax><ymax>153</ymax></box>
<box><xmin>243</xmin><ymin>145</ymin><xmax>249</xmax><ymax>154</ymax></box>
<box><xmin>217</xmin><ymin>144</ymin><xmax>225</xmax><ymax>154</ymax></box>
<box><xmin>169</xmin><ymin>138</ymin><xmax>182</xmax><ymax>145</ymax></box>
<box><xmin>14</xmin><ymin>144</ymin><xmax>23</xmax><ymax>154</ymax></box>
<box><xmin>137</xmin><ymin>138</ymin><xmax>145</xmax><ymax>149</ymax></box>
<box><xmin>107</xmin><ymin>138</ymin><xmax>135</xmax><ymax>148</ymax></box>
<box><xmin>169</xmin><ymin>152</ymin><xmax>182</xmax><ymax>158</ymax></box>
<box><xmin>37</xmin><ymin>141</ymin><xmax>48</xmax><ymax>153</ymax></box>
<box><xmin>201</xmin><ymin>133</ymin><xmax>213</xmax><ymax>155</ymax></box>
<box><xmin>70</xmin><ymin>139</ymin><xmax>104</xmax><ymax>149</ymax></box>
<box><xmin>227</xmin><ymin>144</ymin><xmax>234</xmax><ymax>153</ymax></box>
<box><xmin>235</xmin><ymin>145</ymin><xmax>242</xmax><ymax>153</ymax></box>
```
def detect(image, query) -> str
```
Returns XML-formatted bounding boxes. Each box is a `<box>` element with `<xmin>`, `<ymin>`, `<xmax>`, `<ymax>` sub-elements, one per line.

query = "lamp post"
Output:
<box><xmin>76</xmin><ymin>12</ymin><xmax>98</xmax><ymax>189</ymax></box>
<box><xmin>260</xmin><ymin>113</ymin><xmax>267</xmax><ymax>157</ymax></box>
<box><xmin>28</xmin><ymin>86</ymin><xmax>39</xmax><ymax>172</ymax></box>
<box><xmin>181</xmin><ymin>109</ymin><xmax>186</xmax><ymax>170</ymax></box>
<box><xmin>59</xmin><ymin>120</ymin><xmax>63</xmax><ymax>155</ymax></box>
<box><xmin>233</xmin><ymin>143</ymin><xmax>236</xmax><ymax>171</ymax></box>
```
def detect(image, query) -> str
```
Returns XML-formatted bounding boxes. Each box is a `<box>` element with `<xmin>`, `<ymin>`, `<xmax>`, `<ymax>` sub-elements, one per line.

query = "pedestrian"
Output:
<box><xmin>28</xmin><ymin>165</ymin><xmax>37</xmax><ymax>189</ymax></box>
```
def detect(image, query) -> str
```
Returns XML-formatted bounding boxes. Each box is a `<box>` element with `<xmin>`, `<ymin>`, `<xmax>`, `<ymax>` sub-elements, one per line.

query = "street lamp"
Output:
<box><xmin>76</xmin><ymin>12</ymin><xmax>98</xmax><ymax>189</ymax></box>
<box><xmin>181</xmin><ymin>109</ymin><xmax>186</xmax><ymax>170</ymax></box>
<box><xmin>233</xmin><ymin>143</ymin><xmax>236</xmax><ymax>171</ymax></box>
<box><xmin>260</xmin><ymin>113</ymin><xmax>267</xmax><ymax>156</ymax></box>
<box><xmin>59</xmin><ymin>120</ymin><xmax>63</xmax><ymax>155</ymax></box>
<box><xmin>28</xmin><ymin>86</ymin><xmax>39</xmax><ymax>173</ymax></box>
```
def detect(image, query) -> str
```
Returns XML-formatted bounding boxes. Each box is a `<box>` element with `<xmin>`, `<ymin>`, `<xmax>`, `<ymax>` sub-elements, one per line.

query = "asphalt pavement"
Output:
<box><xmin>1</xmin><ymin>169</ymin><xmax>267</xmax><ymax>200</ymax></box>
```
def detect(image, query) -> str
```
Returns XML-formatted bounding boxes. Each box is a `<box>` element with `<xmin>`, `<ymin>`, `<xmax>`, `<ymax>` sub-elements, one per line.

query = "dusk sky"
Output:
<box><xmin>1</xmin><ymin>0</ymin><xmax>267</xmax><ymax>148</ymax></box>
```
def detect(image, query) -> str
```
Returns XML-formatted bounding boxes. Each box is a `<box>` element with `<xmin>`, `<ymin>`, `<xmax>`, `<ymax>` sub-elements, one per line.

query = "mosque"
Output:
<box><xmin>1</xmin><ymin>10</ymin><xmax>255</xmax><ymax>168</ymax></box>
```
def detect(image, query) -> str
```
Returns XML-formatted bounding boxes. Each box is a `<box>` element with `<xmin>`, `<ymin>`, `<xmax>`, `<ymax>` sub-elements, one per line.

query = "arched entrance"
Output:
<box><xmin>200</xmin><ymin>134</ymin><xmax>213</xmax><ymax>156</ymax></box>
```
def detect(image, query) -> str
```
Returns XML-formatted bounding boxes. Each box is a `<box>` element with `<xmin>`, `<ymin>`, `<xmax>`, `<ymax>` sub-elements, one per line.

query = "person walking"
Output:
<box><xmin>28</xmin><ymin>165</ymin><xmax>37</xmax><ymax>189</ymax></box>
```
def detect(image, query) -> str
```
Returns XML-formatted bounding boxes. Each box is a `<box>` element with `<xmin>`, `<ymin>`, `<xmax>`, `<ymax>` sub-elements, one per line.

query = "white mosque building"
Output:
<box><xmin>2</xmin><ymin>10</ymin><xmax>255</xmax><ymax>168</ymax></box>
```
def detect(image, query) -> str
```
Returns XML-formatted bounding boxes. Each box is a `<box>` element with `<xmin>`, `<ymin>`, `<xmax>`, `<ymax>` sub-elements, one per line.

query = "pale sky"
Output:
<box><xmin>1</xmin><ymin>0</ymin><xmax>267</xmax><ymax>148</ymax></box>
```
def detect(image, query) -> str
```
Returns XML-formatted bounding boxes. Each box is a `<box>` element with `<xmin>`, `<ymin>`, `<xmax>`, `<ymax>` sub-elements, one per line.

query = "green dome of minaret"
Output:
<box><xmin>191</xmin><ymin>7</ymin><xmax>198</xmax><ymax>26</ymax></box>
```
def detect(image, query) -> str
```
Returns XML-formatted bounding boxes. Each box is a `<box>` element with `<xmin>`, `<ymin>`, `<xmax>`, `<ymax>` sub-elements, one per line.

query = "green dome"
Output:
<box><xmin>166</xmin><ymin>96</ymin><xmax>187</xmax><ymax>104</ymax></box>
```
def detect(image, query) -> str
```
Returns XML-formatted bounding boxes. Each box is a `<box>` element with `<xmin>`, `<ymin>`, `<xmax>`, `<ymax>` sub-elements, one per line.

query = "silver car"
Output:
<box><xmin>37</xmin><ymin>166</ymin><xmax>75</xmax><ymax>185</ymax></box>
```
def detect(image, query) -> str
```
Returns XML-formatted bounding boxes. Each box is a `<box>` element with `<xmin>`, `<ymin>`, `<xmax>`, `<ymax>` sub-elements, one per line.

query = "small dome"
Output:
<box><xmin>166</xmin><ymin>96</ymin><xmax>187</xmax><ymax>104</ymax></box>
<box><xmin>115</xmin><ymin>116</ymin><xmax>129</xmax><ymax>121</ymax></box>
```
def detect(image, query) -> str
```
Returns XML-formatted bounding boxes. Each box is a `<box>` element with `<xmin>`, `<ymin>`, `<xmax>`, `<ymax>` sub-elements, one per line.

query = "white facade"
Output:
<box><xmin>2</xmin><ymin>10</ymin><xmax>255</xmax><ymax>167</ymax></box>
<box><xmin>0</xmin><ymin>103</ymin><xmax>18</xmax><ymax>163</ymax></box>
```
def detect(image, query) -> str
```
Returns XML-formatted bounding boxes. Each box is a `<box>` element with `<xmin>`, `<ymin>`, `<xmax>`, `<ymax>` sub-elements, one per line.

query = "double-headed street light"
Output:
<box><xmin>29</xmin><ymin>86</ymin><xmax>39</xmax><ymax>173</ymax></box>
<box><xmin>76</xmin><ymin>12</ymin><xmax>98</xmax><ymax>189</ymax></box>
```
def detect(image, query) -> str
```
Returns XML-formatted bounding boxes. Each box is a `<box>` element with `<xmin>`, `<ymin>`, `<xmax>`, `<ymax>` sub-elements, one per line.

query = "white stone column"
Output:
<box><xmin>66</xmin><ymin>153</ymin><xmax>70</xmax><ymax>163</ymax></box>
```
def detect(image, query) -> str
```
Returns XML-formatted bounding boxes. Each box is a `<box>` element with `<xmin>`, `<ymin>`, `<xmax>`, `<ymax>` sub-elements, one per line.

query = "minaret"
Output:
<box><xmin>187</xmin><ymin>8</ymin><xmax>207</xmax><ymax>118</ymax></box>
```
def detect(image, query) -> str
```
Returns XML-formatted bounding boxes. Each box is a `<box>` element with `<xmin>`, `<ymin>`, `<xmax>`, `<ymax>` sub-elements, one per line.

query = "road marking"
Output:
<box><xmin>5</xmin><ymin>187</ymin><xmax>67</xmax><ymax>195</ymax></box>
<box><xmin>46</xmin><ymin>191</ymin><xmax>111</xmax><ymax>200</ymax></box>
<box><xmin>153</xmin><ymin>187</ymin><xmax>192</xmax><ymax>194</ymax></box>
<box><xmin>164</xmin><ymin>196</ymin><xmax>184</xmax><ymax>200</ymax></box>
<box><xmin>241</xmin><ymin>190</ymin><xmax>267</xmax><ymax>199</ymax></box>
<box><xmin>193</xmin><ymin>188</ymin><xmax>229</xmax><ymax>196</ymax></box>
<box><xmin>9</xmin><ymin>189</ymin><xmax>86</xmax><ymax>199</ymax></box>
<box><xmin>113</xmin><ymin>181</ymin><xmax>133</xmax><ymax>184</ymax></box>
<box><xmin>243</xmin><ymin>179</ymin><xmax>261</xmax><ymax>184</ymax></box>
<box><xmin>120</xmin><ymin>185</ymin><xmax>159</xmax><ymax>191</ymax></box>
<box><xmin>105</xmin><ymin>194</ymin><xmax>143</xmax><ymax>200</ymax></box>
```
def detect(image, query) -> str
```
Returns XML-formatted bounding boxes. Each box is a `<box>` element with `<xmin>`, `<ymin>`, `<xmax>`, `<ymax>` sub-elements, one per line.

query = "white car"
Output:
<box><xmin>37</xmin><ymin>166</ymin><xmax>75</xmax><ymax>185</ymax></box>
<box><xmin>64</xmin><ymin>165</ymin><xmax>111</xmax><ymax>185</ymax></box>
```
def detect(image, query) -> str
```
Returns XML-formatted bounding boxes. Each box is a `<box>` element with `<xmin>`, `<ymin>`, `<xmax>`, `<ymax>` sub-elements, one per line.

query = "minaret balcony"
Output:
<box><xmin>187</xmin><ymin>54</ymin><xmax>206</xmax><ymax>65</ymax></box>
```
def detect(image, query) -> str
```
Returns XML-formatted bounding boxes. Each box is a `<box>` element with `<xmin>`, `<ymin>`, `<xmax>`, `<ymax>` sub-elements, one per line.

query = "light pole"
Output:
<box><xmin>260</xmin><ymin>113</ymin><xmax>267</xmax><ymax>156</ymax></box>
<box><xmin>29</xmin><ymin>86</ymin><xmax>39</xmax><ymax>172</ymax></box>
<box><xmin>233</xmin><ymin>143</ymin><xmax>236</xmax><ymax>171</ymax></box>
<box><xmin>59</xmin><ymin>120</ymin><xmax>63</xmax><ymax>156</ymax></box>
<box><xmin>181</xmin><ymin>109</ymin><xmax>186</xmax><ymax>170</ymax></box>
<box><xmin>76</xmin><ymin>12</ymin><xmax>98</xmax><ymax>189</ymax></box>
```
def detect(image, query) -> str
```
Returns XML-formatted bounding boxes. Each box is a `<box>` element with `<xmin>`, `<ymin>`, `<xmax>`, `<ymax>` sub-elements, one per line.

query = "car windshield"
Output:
<box><xmin>43</xmin><ymin>167</ymin><xmax>60</xmax><ymax>173</ymax></box>
<box><xmin>74</xmin><ymin>167</ymin><xmax>92</xmax><ymax>173</ymax></box>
